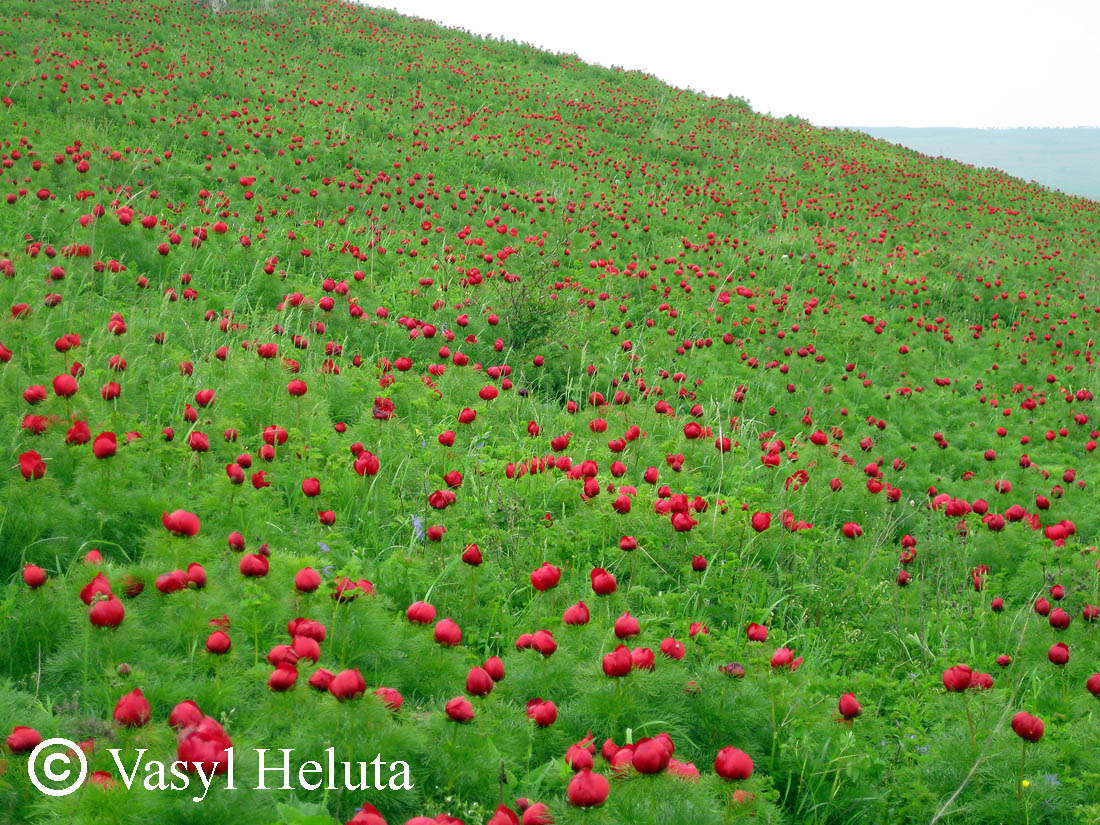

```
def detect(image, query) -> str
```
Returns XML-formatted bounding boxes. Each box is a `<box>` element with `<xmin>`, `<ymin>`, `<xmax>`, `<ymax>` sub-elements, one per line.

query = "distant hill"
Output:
<box><xmin>854</xmin><ymin>127</ymin><xmax>1100</xmax><ymax>201</ymax></box>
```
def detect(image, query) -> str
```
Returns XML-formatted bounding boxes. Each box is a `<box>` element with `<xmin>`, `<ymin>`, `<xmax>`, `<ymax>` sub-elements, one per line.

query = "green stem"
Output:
<box><xmin>770</xmin><ymin>687</ymin><xmax>779</xmax><ymax>771</ymax></box>
<box><xmin>963</xmin><ymin>693</ymin><xmax>975</xmax><ymax>756</ymax></box>
<box><xmin>81</xmin><ymin>620</ymin><xmax>90</xmax><ymax>702</ymax></box>
<box><xmin>1018</xmin><ymin>741</ymin><xmax>1027</xmax><ymax>802</ymax></box>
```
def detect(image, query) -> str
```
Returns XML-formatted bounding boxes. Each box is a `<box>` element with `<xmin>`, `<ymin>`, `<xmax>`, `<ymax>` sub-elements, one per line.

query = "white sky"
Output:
<box><xmin>373</xmin><ymin>0</ymin><xmax>1100</xmax><ymax>128</ymax></box>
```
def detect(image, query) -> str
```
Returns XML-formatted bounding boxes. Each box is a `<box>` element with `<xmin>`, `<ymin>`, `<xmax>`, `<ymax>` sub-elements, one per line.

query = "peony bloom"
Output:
<box><xmin>1049</xmin><ymin>608</ymin><xmax>1071</xmax><ymax>630</ymax></box>
<box><xmin>770</xmin><ymin>647</ymin><xmax>802</xmax><ymax>671</ymax></box>
<box><xmin>721</xmin><ymin>662</ymin><xmax>747</xmax><ymax>679</ymax></box>
<box><xmin>267</xmin><ymin>663</ymin><xmax>298</xmax><ymax>691</ymax></box>
<box><xmin>22</xmin><ymin>563</ymin><xmax>47</xmax><ymax>588</ymax></box>
<box><xmin>331</xmin><ymin>577</ymin><xmax>373</xmax><ymax>601</ymax></box>
<box><xmin>632</xmin><ymin>738</ymin><xmax>671</xmax><ymax>774</ymax></box>
<box><xmin>567</xmin><ymin>769</ymin><xmax>609</xmax><ymax>808</ymax></box>
<box><xmin>371</xmin><ymin>397</ymin><xmax>394</xmax><ymax>420</ymax></box>
<box><xmin>1048</xmin><ymin>642</ymin><xmax>1070</xmax><ymax>666</ymax></box>
<box><xmin>121</xmin><ymin>574</ymin><xmax>144</xmax><ymax>598</ymax></box>
<box><xmin>714</xmin><ymin>746</ymin><xmax>753</xmax><ymax>780</ymax></box>
<box><xmin>631</xmin><ymin>648</ymin><xmax>655</xmax><ymax>671</ymax></box>
<box><xmin>329</xmin><ymin>668</ymin><xmax>367</xmax><ymax>701</ymax></box>
<box><xmin>746</xmin><ymin>623</ymin><xmax>768</xmax><ymax>642</ymax></box>
<box><xmin>566</xmin><ymin>742</ymin><xmax>595</xmax><ymax>772</ymax></box>
<box><xmin>177</xmin><ymin>715</ymin><xmax>233</xmax><ymax>774</ymax></box>
<box><xmin>267</xmin><ymin>644</ymin><xmax>297</xmax><ymax>667</ymax></box>
<box><xmin>156</xmin><ymin>570</ymin><xmax>188</xmax><ymax>594</ymax></box>
<box><xmin>531</xmin><ymin>629</ymin><xmax>558</xmax><ymax>657</ymax></box>
<box><xmin>667</xmin><ymin>758</ymin><xmax>700</xmax><ymax>781</ymax></box>
<box><xmin>80</xmin><ymin>573</ymin><xmax>112</xmax><ymax>605</ymax></box>
<box><xmin>942</xmin><ymin>665</ymin><xmax>973</xmax><ymax>692</ymax></box>
<box><xmin>613</xmin><ymin>612</ymin><xmax>640</xmax><ymax>638</ymax></box>
<box><xmin>838</xmin><ymin>693</ymin><xmax>862</xmax><ymax>719</ymax></box>
<box><xmin>526</xmin><ymin>698</ymin><xmax>558</xmax><ymax>727</ymax></box>
<box><xmin>445</xmin><ymin>696</ymin><xmax>474</xmax><ymax>722</ymax></box>
<box><xmin>406</xmin><ymin>601</ymin><xmax>437</xmax><ymax>625</ymax></box>
<box><xmin>295</xmin><ymin>567</ymin><xmax>322</xmax><ymax>593</ymax></box>
<box><xmin>660</xmin><ymin>637</ymin><xmax>685</xmax><ymax>660</ymax></box>
<box><xmin>602</xmin><ymin>644</ymin><xmax>633</xmax><ymax>677</ymax></box>
<box><xmin>346</xmin><ymin>803</ymin><xmax>388</xmax><ymax>825</ymax></box>
<box><xmin>113</xmin><ymin>688</ymin><xmax>152</xmax><ymax>727</ymax></box>
<box><xmin>434</xmin><ymin>618</ymin><xmax>462</xmax><ymax>646</ymax></box>
<box><xmin>66</xmin><ymin>420</ymin><xmax>91</xmax><ymax>445</ymax></box>
<box><xmin>486</xmin><ymin>804</ymin><xmax>519</xmax><ymax>825</ymax></box>
<box><xmin>6</xmin><ymin>726</ymin><xmax>43</xmax><ymax>753</ymax></box>
<box><xmin>461</xmin><ymin>543</ymin><xmax>482</xmax><ymax>565</ymax></box>
<box><xmin>18</xmin><ymin>450</ymin><xmax>46</xmax><ymax>480</ymax></box>
<box><xmin>563</xmin><ymin>601</ymin><xmax>590</xmax><ymax>626</ymax></box>
<box><xmin>240</xmin><ymin>554</ymin><xmax>269</xmax><ymax>578</ymax></box>
<box><xmin>169</xmin><ymin>700</ymin><xmax>204</xmax><ymax>731</ymax></box>
<box><xmin>483</xmin><ymin>655</ymin><xmax>506</xmax><ymax>682</ymax></box>
<box><xmin>92</xmin><ymin>431</ymin><xmax>117</xmax><ymax>458</ymax></box>
<box><xmin>206</xmin><ymin>630</ymin><xmax>231</xmax><ymax>654</ymax></box>
<box><xmin>670</xmin><ymin>512</ymin><xmax>697</xmax><ymax>532</ymax></box>
<box><xmin>1011</xmin><ymin>711</ymin><xmax>1044</xmax><ymax>742</ymax></box>
<box><xmin>287</xmin><ymin>617</ymin><xmax>325</xmax><ymax>642</ymax></box>
<box><xmin>375</xmin><ymin>687</ymin><xmax>403</xmax><ymax>711</ymax></box>
<box><xmin>590</xmin><ymin>568</ymin><xmax>617</xmax><ymax>595</ymax></box>
<box><xmin>520</xmin><ymin>802</ymin><xmax>553</xmax><ymax>824</ymax></box>
<box><xmin>162</xmin><ymin>509</ymin><xmax>200</xmax><ymax>537</ymax></box>
<box><xmin>22</xmin><ymin>385</ymin><xmax>47</xmax><ymax>405</ymax></box>
<box><xmin>465</xmin><ymin>666</ymin><xmax>494</xmax><ymax>697</ymax></box>
<box><xmin>90</xmin><ymin>595</ymin><xmax>125</xmax><ymax>628</ymax></box>
<box><xmin>530</xmin><ymin>562</ymin><xmax>561</xmax><ymax>591</ymax></box>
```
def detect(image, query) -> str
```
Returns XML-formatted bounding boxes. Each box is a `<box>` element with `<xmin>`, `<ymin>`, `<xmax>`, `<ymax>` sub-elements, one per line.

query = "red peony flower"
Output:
<box><xmin>162</xmin><ymin>509</ymin><xmax>200</xmax><ymax>537</ymax></box>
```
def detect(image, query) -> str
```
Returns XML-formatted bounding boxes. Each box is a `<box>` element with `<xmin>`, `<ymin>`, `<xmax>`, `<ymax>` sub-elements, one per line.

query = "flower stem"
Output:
<box><xmin>1018</xmin><ymin>741</ymin><xmax>1027</xmax><ymax>802</ymax></box>
<box><xmin>963</xmin><ymin>692</ymin><xmax>976</xmax><ymax>755</ymax></box>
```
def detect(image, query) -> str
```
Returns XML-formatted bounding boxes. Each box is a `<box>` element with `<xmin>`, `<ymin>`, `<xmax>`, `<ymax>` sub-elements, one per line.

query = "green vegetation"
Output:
<box><xmin>0</xmin><ymin>1</ymin><xmax>1099</xmax><ymax>824</ymax></box>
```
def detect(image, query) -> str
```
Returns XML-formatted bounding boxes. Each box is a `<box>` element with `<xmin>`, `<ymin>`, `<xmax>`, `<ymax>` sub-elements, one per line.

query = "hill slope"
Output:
<box><xmin>1</xmin><ymin>1</ymin><xmax>1099</xmax><ymax>824</ymax></box>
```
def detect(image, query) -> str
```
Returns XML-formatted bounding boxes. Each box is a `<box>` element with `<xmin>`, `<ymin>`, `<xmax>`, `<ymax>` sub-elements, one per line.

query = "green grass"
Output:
<box><xmin>0</xmin><ymin>0</ymin><xmax>1099</xmax><ymax>823</ymax></box>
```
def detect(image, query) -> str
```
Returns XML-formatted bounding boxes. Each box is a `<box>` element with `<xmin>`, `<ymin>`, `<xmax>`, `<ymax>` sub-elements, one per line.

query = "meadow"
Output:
<box><xmin>1</xmin><ymin>0</ymin><xmax>1099</xmax><ymax>823</ymax></box>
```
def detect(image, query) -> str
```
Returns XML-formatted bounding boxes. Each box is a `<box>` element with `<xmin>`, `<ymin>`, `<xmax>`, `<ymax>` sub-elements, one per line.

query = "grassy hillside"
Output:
<box><xmin>1</xmin><ymin>1</ymin><xmax>1099</xmax><ymax>823</ymax></box>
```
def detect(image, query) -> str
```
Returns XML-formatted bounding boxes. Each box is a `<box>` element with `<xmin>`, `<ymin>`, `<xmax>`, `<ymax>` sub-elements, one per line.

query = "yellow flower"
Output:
<box><xmin>1021</xmin><ymin>779</ymin><xmax>1030</xmax><ymax>788</ymax></box>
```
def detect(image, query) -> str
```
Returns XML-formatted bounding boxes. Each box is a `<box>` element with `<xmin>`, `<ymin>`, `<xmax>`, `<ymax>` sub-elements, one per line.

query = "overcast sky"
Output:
<box><xmin>373</xmin><ymin>0</ymin><xmax>1100</xmax><ymax>128</ymax></box>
